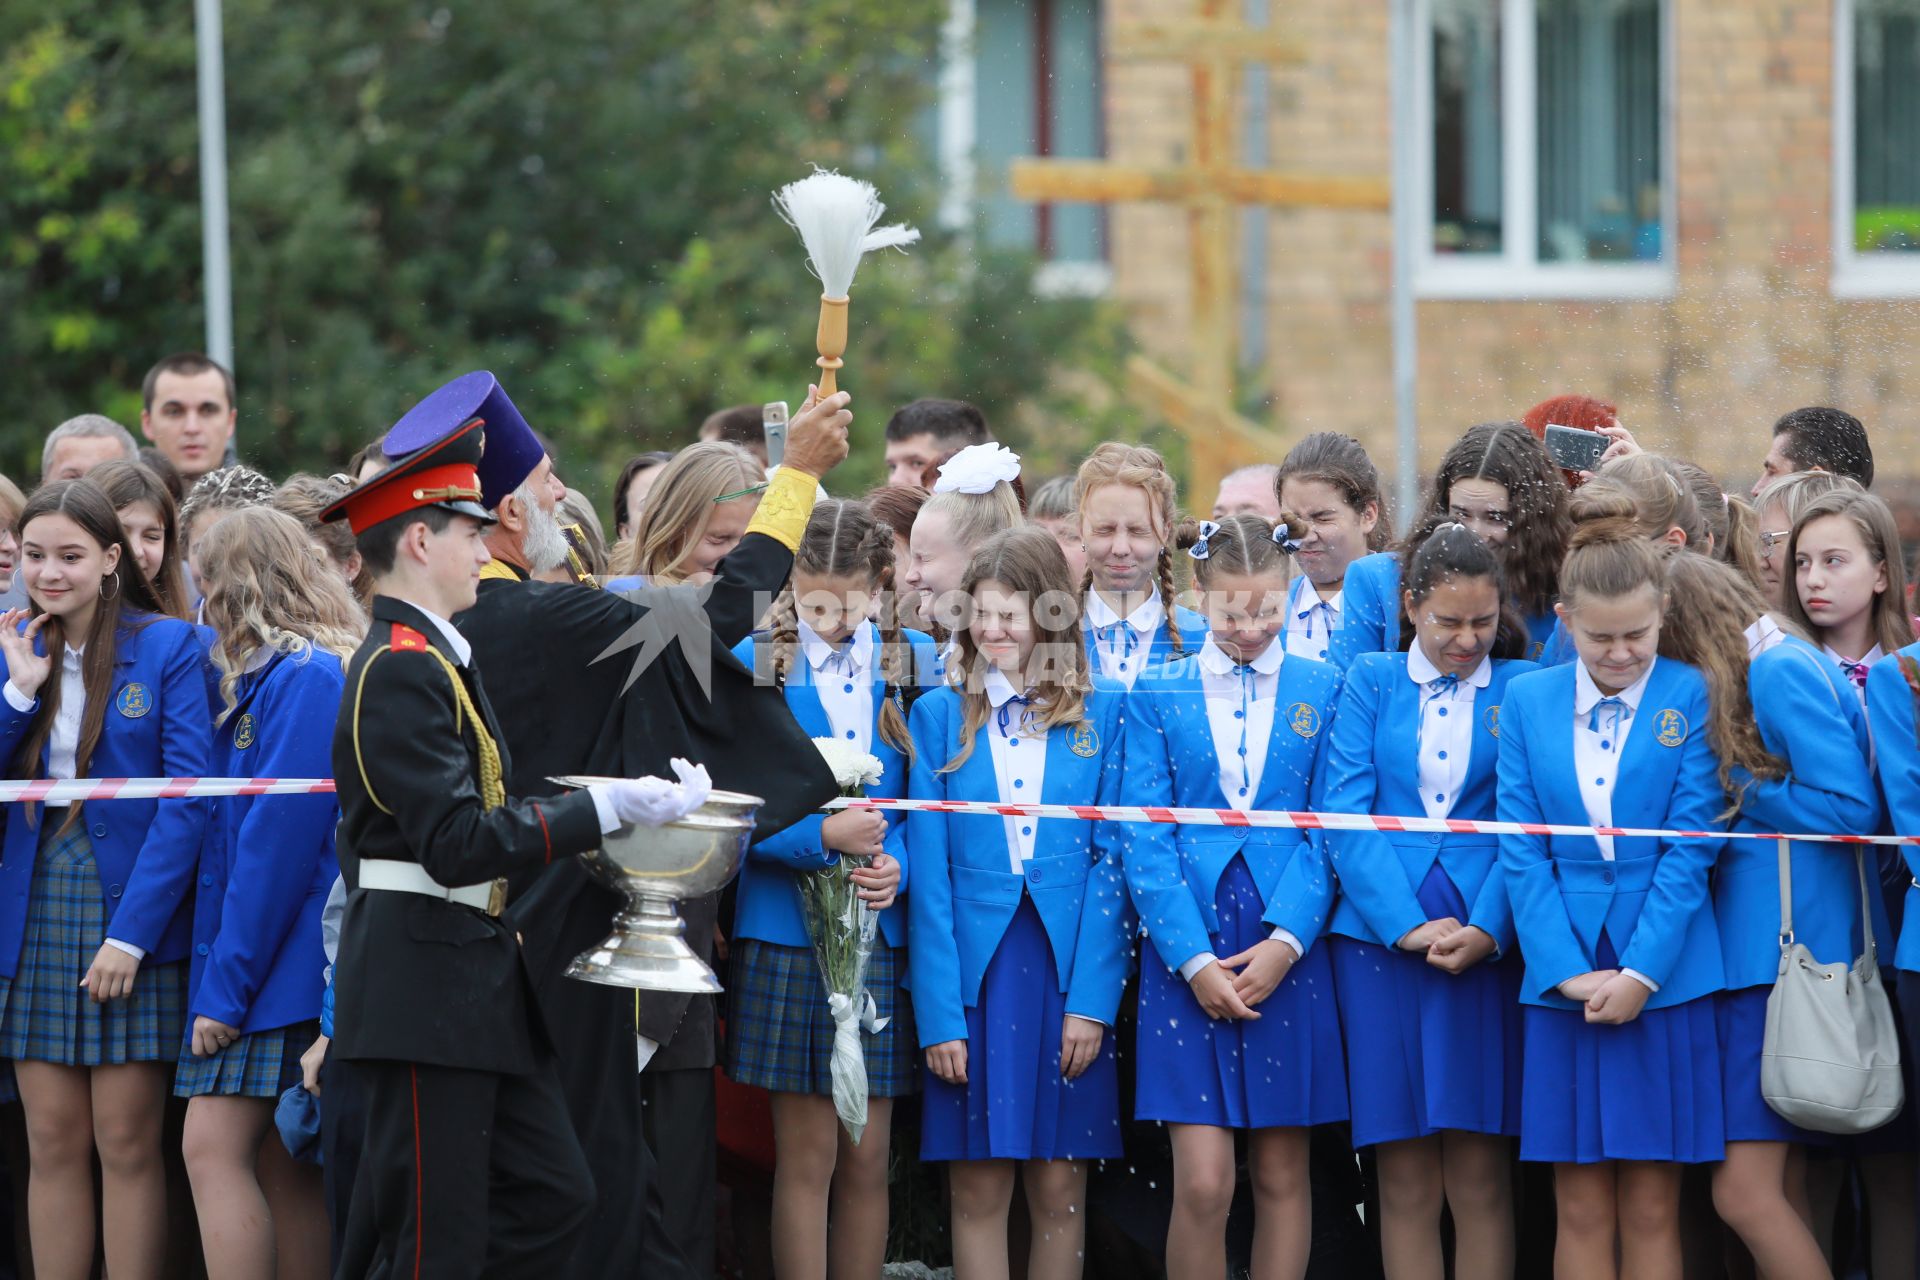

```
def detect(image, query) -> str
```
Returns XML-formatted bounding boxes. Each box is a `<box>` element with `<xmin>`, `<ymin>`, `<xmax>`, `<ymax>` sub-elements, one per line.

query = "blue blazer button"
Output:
<box><xmin>108</xmin><ymin>883</ymin><xmax>123</xmax><ymax>898</ymax></box>
<box><xmin>1028</xmin><ymin>867</ymin><xmax>1042</xmax><ymax>883</ymax></box>
<box><xmin>201</xmin><ymin>874</ymin><xmax>214</xmax><ymax>888</ymax></box>
<box><xmin>1602</xmin><ymin>869</ymin><xmax>1615</xmax><ymax>885</ymax></box>
<box><xmin>92</xmin><ymin>825</ymin><xmax>107</xmax><ymax>839</ymax></box>
<box><xmin>196</xmin><ymin>943</ymin><xmax>209</xmax><ymax>957</ymax></box>
<box><xmin>1428</xmin><ymin>834</ymin><xmax>1441</xmax><ymax>845</ymax></box>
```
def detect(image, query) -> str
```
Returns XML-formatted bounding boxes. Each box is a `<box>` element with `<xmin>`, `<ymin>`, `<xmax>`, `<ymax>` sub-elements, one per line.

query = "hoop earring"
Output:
<box><xmin>99</xmin><ymin>574</ymin><xmax>120</xmax><ymax>601</ymax></box>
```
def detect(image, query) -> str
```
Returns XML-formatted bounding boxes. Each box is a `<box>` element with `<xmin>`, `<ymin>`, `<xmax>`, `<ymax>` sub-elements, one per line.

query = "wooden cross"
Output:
<box><xmin>1010</xmin><ymin>0</ymin><xmax>1390</xmax><ymax>506</ymax></box>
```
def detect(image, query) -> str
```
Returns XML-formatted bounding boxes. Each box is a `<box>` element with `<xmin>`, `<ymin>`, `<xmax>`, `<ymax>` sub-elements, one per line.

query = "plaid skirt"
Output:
<box><xmin>0</xmin><ymin>820</ymin><xmax>186</xmax><ymax>1067</ymax></box>
<box><xmin>175</xmin><ymin>1018</ymin><xmax>318</xmax><ymax>1099</ymax></box>
<box><xmin>726</xmin><ymin>938</ymin><xmax>916</xmax><ymax>1097</ymax></box>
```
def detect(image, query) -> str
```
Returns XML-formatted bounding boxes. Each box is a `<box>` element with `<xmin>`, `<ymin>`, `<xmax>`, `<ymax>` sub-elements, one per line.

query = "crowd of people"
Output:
<box><xmin>0</xmin><ymin>350</ymin><xmax>1913</xmax><ymax>1280</ymax></box>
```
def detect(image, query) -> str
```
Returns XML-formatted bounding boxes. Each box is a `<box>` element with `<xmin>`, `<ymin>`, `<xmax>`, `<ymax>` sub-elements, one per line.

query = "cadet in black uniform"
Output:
<box><xmin>321</xmin><ymin>419</ymin><xmax>700</xmax><ymax>1279</ymax></box>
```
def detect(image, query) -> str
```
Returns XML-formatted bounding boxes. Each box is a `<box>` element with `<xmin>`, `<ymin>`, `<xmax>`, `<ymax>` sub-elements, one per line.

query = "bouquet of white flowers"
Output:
<box><xmin>802</xmin><ymin>737</ymin><xmax>889</xmax><ymax>1143</ymax></box>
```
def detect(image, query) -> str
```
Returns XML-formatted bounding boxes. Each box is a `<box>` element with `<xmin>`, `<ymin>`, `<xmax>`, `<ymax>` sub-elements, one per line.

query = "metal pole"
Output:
<box><xmin>194</xmin><ymin>0</ymin><xmax>233</xmax><ymax>372</ymax></box>
<box><xmin>1387</xmin><ymin>0</ymin><xmax>1418</xmax><ymax>530</ymax></box>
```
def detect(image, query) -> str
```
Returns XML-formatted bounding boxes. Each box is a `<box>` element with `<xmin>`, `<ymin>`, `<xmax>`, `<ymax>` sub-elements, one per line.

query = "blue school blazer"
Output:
<box><xmin>1330</xmin><ymin>553</ymin><xmax>1561</xmax><ymax>668</ymax></box>
<box><xmin>1867</xmin><ymin>641</ymin><xmax>1920</xmax><ymax>972</ymax></box>
<box><xmin>1079</xmin><ymin>603</ymin><xmax>1211</xmax><ymax>678</ymax></box>
<box><xmin>1321</xmin><ymin>652</ymin><xmax>1537</xmax><ymax>951</ymax></box>
<box><xmin>729</xmin><ymin>624</ymin><xmax>940</xmax><ymax>950</ymax></box>
<box><xmin>1496</xmin><ymin>658</ymin><xmax>1730</xmax><ymax>1009</ymax></box>
<box><xmin>1121</xmin><ymin>653</ymin><xmax>1342</xmax><ymax>972</ymax></box>
<box><xmin>905</xmin><ymin>680</ymin><xmax>1133</xmax><ymax>1049</ymax></box>
<box><xmin>0</xmin><ymin>614</ymin><xmax>212</xmax><ymax>977</ymax></box>
<box><xmin>1716</xmin><ymin>636</ymin><xmax>1886</xmax><ymax>989</ymax></box>
<box><xmin>1328</xmin><ymin>553</ymin><xmax>1400</xmax><ymax>670</ymax></box>
<box><xmin>188</xmin><ymin>649</ymin><xmax>343</xmax><ymax>1033</ymax></box>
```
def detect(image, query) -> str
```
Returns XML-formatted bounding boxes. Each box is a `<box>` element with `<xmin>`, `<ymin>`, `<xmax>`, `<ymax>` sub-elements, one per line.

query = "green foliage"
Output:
<box><xmin>0</xmin><ymin>0</ymin><xmax>1151</xmax><ymax>500</ymax></box>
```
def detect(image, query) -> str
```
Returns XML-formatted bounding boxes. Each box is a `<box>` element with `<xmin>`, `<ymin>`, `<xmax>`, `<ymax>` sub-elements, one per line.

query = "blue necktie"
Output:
<box><xmin>1424</xmin><ymin>672</ymin><xmax>1459</xmax><ymax>707</ymax></box>
<box><xmin>1297</xmin><ymin>599</ymin><xmax>1335</xmax><ymax>641</ymax></box>
<box><xmin>821</xmin><ymin>645</ymin><xmax>856</xmax><ymax>678</ymax></box>
<box><xmin>1587</xmin><ymin>695</ymin><xmax>1628</xmax><ymax>740</ymax></box>
<box><xmin>1098</xmin><ymin>621</ymin><xmax>1138</xmax><ymax>668</ymax></box>
<box><xmin>996</xmin><ymin>693</ymin><xmax>1032</xmax><ymax>737</ymax></box>
<box><xmin>1840</xmin><ymin>659</ymin><xmax>1870</xmax><ymax>693</ymax></box>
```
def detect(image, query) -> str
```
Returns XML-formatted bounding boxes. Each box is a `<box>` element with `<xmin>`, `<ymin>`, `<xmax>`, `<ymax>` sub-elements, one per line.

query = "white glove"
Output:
<box><xmin>598</xmin><ymin>758</ymin><xmax>712</xmax><ymax>829</ymax></box>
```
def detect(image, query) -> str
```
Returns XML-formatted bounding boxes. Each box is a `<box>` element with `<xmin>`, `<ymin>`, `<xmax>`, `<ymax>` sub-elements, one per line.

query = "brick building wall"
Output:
<box><xmin>1094</xmin><ymin>0</ymin><xmax>1920</xmax><ymax>502</ymax></box>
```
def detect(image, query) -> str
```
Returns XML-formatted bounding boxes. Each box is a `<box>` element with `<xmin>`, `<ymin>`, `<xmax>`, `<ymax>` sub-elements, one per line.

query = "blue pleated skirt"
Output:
<box><xmin>1519</xmin><ymin>935</ymin><xmax>1724</xmax><ymax>1164</ymax></box>
<box><xmin>1717</xmin><ymin>985</ymin><xmax>1830</xmax><ymax>1146</ymax></box>
<box><xmin>1331</xmin><ymin>863</ymin><xmax>1522</xmax><ymax>1147</ymax></box>
<box><xmin>175</xmin><ymin>1019</ymin><xmax>318</xmax><ymax>1099</ymax></box>
<box><xmin>920</xmin><ymin>896</ymin><xmax>1121</xmax><ymax>1162</ymax></box>
<box><xmin>0</xmin><ymin>822</ymin><xmax>185</xmax><ymax>1067</ymax></box>
<box><xmin>1135</xmin><ymin>855</ymin><xmax>1346</xmax><ymax>1129</ymax></box>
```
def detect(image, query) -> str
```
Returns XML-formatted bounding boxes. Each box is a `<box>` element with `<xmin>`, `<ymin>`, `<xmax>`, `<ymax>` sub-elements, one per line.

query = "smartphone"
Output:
<box><xmin>762</xmin><ymin>401</ymin><xmax>789</xmax><ymax>468</ymax></box>
<box><xmin>1544</xmin><ymin>422</ymin><xmax>1609</xmax><ymax>473</ymax></box>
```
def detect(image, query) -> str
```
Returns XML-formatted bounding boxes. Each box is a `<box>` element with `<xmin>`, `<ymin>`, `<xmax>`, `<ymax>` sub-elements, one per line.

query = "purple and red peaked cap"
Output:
<box><xmin>381</xmin><ymin>371</ymin><xmax>544</xmax><ymax>511</ymax></box>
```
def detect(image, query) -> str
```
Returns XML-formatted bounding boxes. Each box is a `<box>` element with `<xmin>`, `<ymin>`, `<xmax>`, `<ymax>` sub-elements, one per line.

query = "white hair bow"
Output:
<box><xmin>1188</xmin><ymin>520</ymin><xmax>1222</xmax><ymax>561</ymax></box>
<box><xmin>932</xmin><ymin>443</ymin><xmax>1022</xmax><ymax>495</ymax></box>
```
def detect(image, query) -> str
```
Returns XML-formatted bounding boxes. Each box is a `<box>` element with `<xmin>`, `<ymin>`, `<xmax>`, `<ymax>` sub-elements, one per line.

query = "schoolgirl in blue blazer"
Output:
<box><xmin>1497</xmin><ymin>518</ymin><xmax>1730</xmax><ymax>1279</ymax></box>
<box><xmin>1075</xmin><ymin>443</ymin><xmax>1208</xmax><ymax>687</ymax></box>
<box><xmin>176</xmin><ymin>507</ymin><xmax>353</xmax><ymax>1269</ymax></box>
<box><xmin>1345</xmin><ymin>425</ymin><xmax>1571</xmax><ymax>671</ymax></box>
<box><xmin>0</xmin><ymin>479</ymin><xmax>212</xmax><ymax>1279</ymax></box>
<box><xmin>907</xmin><ymin>526</ymin><xmax>1130</xmax><ymax>1277</ymax></box>
<box><xmin>1643</xmin><ymin>552</ymin><xmax>1883</xmax><ymax>1277</ymax></box>
<box><xmin>1319</xmin><ymin>524</ymin><xmax>1534</xmax><ymax>1279</ymax></box>
<box><xmin>1869</xmin><ymin>639</ymin><xmax>1920</xmax><ymax>994</ymax></box>
<box><xmin>726</xmin><ymin>499</ymin><xmax>936</xmax><ymax>1280</ymax></box>
<box><xmin>1270</xmin><ymin>432</ymin><xmax>1391</xmax><ymax>670</ymax></box>
<box><xmin>1123</xmin><ymin>515</ymin><xmax>1341</xmax><ymax>1280</ymax></box>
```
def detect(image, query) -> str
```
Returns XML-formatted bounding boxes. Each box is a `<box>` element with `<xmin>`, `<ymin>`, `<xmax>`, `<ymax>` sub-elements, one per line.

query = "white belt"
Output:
<box><xmin>359</xmin><ymin>859</ymin><xmax>506</xmax><ymax>916</ymax></box>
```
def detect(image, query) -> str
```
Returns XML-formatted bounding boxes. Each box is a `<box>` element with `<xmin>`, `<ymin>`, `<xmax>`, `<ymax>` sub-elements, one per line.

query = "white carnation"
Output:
<box><xmin>812</xmin><ymin>737</ymin><xmax>886</xmax><ymax>792</ymax></box>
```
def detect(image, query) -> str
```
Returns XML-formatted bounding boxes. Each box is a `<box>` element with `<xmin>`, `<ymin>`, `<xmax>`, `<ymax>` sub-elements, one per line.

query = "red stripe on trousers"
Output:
<box><xmin>411</xmin><ymin>1064</ymin><xmax>424</xmax><ymax>1279</ymax></box>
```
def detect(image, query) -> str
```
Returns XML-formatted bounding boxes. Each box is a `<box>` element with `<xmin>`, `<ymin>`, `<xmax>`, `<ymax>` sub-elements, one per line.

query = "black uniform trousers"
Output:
<box><xmin>335</xmin><ymin>1056</ymin><xmax>593</xmax><ymax>1280</ymax></box>
<box><xmin>321</xmin><ymin>1054</ymin><xmax>369</xmax><ymax>1269</ymax></box>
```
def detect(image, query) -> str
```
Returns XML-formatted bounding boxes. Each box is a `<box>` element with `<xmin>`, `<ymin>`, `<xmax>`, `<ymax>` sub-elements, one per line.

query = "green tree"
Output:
<box><xmin>0</xmin><ymin>0</ymin><xmax>1162</xmax><ymax>500</ymax></box>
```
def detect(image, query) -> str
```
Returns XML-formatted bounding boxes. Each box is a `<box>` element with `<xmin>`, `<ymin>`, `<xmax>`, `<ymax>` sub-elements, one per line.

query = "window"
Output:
<box><xmin>1418</xmin><ymin>0</ymin><xmax>1672</xmax><ymax>298</ymax></box>
<box><xmin>1835</xmin><ymin>0</ymin><xmax>1920</xmax><ymax>296</ymax></box>
<box><xmin>940</xmin><ymin>0</ymin><xmax>1110</xmax><ymax>294</ymax></box>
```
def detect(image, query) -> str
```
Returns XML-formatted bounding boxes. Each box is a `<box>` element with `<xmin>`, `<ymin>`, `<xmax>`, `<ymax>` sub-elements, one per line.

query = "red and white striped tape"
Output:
<box><xmin>5</xmin><ymin>777</ymin><xmax>1909</xmax><ymax>850</ymax></box>
<box><xmin>827</xmin><ymin>795</ymin><xmax>1920</xmax><ymax>849</ymax></box>
<box><xmin>0</xmin><ymin>777</ymin><xmax>336</xmax><ymax>804</ymax></box>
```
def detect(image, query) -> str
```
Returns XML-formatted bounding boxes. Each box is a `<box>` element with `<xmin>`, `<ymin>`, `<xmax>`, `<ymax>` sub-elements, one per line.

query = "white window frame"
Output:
<box><xmin>1832</xmin><ymin>0</ymin><xmax>1920</xmax><ymax>297</ymax></box>
<box><xmin>1411</xmin><ymin>0</ymin><xmax>1677</xmax><ymax>300</ymax></box>
<box><xmin>937</xmin><ymin>0</ymin><xmax>1112</xmax><ymax>298</ymax></box>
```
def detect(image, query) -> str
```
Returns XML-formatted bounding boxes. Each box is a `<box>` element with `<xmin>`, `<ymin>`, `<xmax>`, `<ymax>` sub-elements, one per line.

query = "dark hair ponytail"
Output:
<box><xmin>1395</xmin><ymin>516</ymin><xmax>1529</xmax><ymax>660</ymax></box>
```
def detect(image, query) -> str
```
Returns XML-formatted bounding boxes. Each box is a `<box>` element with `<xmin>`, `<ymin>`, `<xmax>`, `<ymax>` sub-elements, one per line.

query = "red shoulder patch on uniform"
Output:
<box><xmin>389</xmin><ymin>623</ymin><xmax>428</xmax><ymax>652</ymax></box>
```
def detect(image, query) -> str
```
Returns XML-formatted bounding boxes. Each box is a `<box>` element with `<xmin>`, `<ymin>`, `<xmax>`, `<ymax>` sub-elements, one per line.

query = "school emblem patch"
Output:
<box><xmin>1484</xmin><ymin>704</ymin><xmax>1502</xmax><ymax>738</ymax></box>
<box><xmin>115</xmin><ymin>683</ymin><xmax>151</xmax><ymax>719</ymax></box>
<box><xmin>1070</xmin><ymin>723</ymin><xmax>1099</xmax><ymax>758</ymax></box>
<box><xmin>1654</xmin><ymin>708</ymin><xmax>1688</xmax><ymax>747</ymax></box>
<box><xmin>1287</xmin><ymin>702</ymin><xmax>1321</xmax><ymax>739</ymax></box>
<box><xmin>233</xmin><ymin>713</ymin><xmax>257</xmax><ymax>751</ymax></box>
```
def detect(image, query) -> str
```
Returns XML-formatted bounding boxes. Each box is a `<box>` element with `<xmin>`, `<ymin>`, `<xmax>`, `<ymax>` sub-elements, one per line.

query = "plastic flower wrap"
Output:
<box><xmin>802</xmin><ymin>737</ymin><xmax>889</xmax><ymax>1143</ymax></box>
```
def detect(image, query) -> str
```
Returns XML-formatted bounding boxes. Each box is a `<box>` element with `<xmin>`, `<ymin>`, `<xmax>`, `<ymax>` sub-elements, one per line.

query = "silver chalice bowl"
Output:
<box><xmin>548</xmin><ymin>777</ymin><xmax>764</xmax><ymax>993</ymax></box>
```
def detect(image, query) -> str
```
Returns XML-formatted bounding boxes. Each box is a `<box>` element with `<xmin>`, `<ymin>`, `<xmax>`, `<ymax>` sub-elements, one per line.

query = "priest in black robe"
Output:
<box><xmin>378</xmin><ymin>372</ymin><xmax>848</xmax><ymax>1277</ymax></box>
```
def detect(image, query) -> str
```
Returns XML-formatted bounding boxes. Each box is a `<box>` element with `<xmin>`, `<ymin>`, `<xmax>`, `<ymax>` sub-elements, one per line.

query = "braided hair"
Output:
<box><xmin>1074</xmin><ymin>442</ymin><xmax>1192</xmax><ymax>657</ymax></box>
<box><xmin>763</xmin><ymin>499</ymin><xmax>915</xmax><ymax>762</ymax></box>
<box><xmin>179</xmin><ymin>465</ymin><xmax>276</xmax><ymax>544</ymax></box>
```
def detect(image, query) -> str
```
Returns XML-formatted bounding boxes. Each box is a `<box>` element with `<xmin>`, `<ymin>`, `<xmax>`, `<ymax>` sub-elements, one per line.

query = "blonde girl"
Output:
<box><xmin>1074</xmin><ymin>442</ymin><xmax>1207</xmax><ymax>687</ymax></box>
